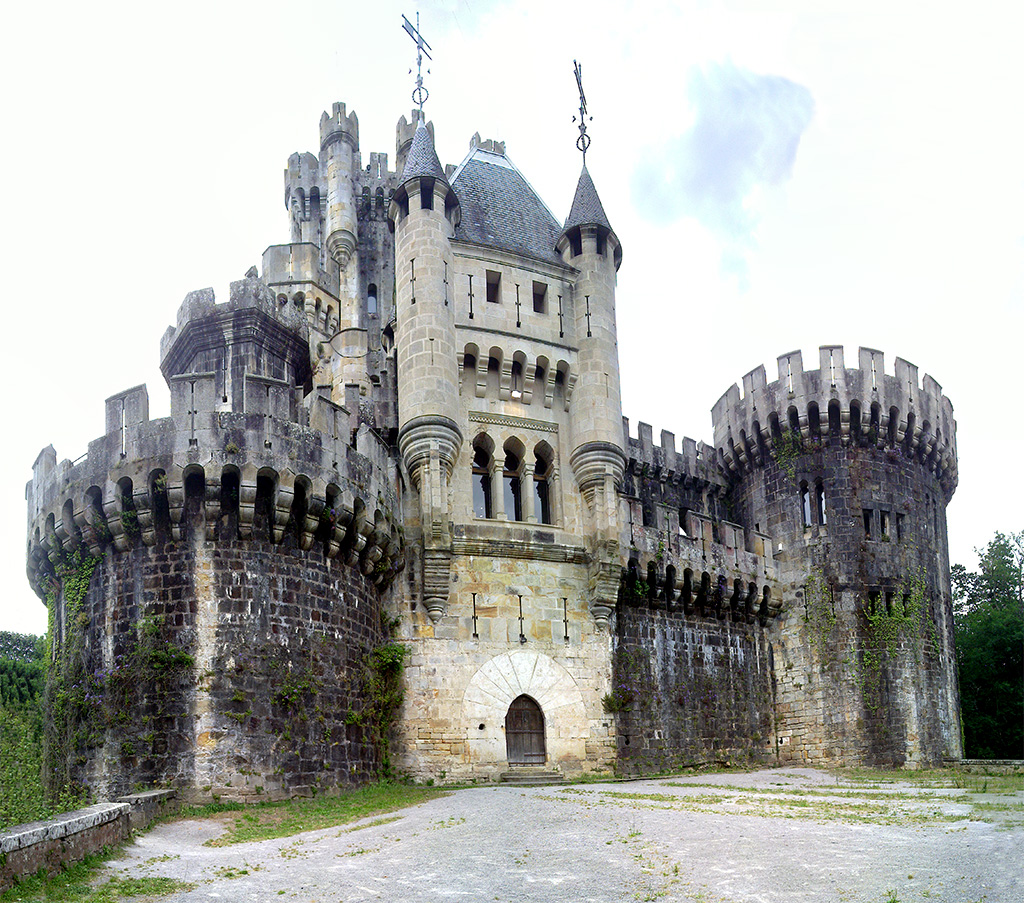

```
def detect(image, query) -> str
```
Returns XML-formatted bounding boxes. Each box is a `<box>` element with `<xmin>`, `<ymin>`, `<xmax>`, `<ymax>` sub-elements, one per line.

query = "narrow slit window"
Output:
<box><xmin>679</xmin><ymin>508</ymin><xmax>690</xmax><ymax>537</ymax></box>
<box><xmin>880</xmin><ymin>510</ymin><xmax>890</xmax><ymax>539</ymax></box>
<box><xmin>863</xmin><ymin>509</ymin><xmax>873</xmax><ymax>539</ymax></box>
<box><xmin>895</xmin><ymin>513</ymin><xmax>904</xmax><ymax>542</ymax></box>
<box><xmin>800</xmin><ymin>482</ymin><xmax>811</xmax><ymax>528</ymax></box>
<box><xmin>815</xmin><ymin>480</ymin><xmax>826</xmax><ymax>526</ymax></box>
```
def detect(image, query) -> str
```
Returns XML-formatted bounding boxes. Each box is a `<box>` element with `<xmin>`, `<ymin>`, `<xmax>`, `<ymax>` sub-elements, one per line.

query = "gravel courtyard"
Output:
<box><xmin>98</xmin><ymin>767</ymin><xmax>1022</xmax><ymax>903</ymax></box>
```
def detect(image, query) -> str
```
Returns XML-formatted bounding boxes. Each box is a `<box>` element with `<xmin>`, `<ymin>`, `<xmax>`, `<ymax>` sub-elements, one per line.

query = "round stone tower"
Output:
<box><xmin>25</xmin><ymin>272</ymin><xmax>405</xmax><ymax>802</ymax></box>
<box><xmin>557</xmin><ymin>165</ymin><xmax>626</xmax><ymax>624</ymax></box>
<box><xmin>712</xmin><ymin>345</ymin><xmax>961</xmax><ymax>766</ymax></box>
<box><xmin>388</xmin><ymin>119</ymin><xmax>462</xmax><ymax>622</ymax></box>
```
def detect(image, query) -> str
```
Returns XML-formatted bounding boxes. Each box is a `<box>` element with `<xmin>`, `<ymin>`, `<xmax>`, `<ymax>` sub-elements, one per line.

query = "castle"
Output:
<box><xmin>25</xmin><ymin>91</ymin><xmax>962</xmax><ymax>800</ymax></box>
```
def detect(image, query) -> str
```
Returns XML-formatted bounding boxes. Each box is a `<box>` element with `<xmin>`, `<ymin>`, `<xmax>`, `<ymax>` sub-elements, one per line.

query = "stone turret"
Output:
<box><xmin>557</xmin><ymin>165</ymin><xmax>625</xmax><ymax>625</ymax></box>
<box><xmin>388</xmin><ymin>121</ymin><xmax>462</xmax><ymax>622</ymax></box>
<box><xmin>320</xmin><ymin>102</ymin><xmax>359</xmax><ymax>270</ymax></box>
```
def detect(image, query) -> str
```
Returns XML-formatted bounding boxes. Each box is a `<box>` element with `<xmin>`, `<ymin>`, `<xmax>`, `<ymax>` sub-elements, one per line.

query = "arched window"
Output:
<box><xmin>510</xmin><ymin>359</ymin><xmax>524</xmax><ymax>400</ymax></box>
<box><xmin>503</xmin><ymin>446</ymin><xmax>523</xmax><ymax>521</ymax></box>
<box><xmin>815</xmin><ymin>480</ymin><xmax>826</xmax><ymax>526</ymax></box>
<box><xmin>367</xmin><ymin>283</ymin><xmax>378</xmax><ymax>316</ymax></box>
<box><xmin>472</xmin><ymin>436</ymin><xmax>494</xmax><ymax>519</ymax></box>
<box><xmin>533</xmin><ymin>444</ymin><xmax>553</xmax><ymax>525</ymax></box>
<box><xmin>800</xmin><ymin>481</ymin><xmax>811</xmax><ymax>528</ymax></box>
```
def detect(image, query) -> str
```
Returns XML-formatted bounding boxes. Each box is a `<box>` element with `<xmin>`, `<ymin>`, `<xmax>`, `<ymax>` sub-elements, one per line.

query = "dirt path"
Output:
<box><xmin>100</xmin><ymin>768</ymin><xmax>1023</xmax><ymax>902</ymax></box>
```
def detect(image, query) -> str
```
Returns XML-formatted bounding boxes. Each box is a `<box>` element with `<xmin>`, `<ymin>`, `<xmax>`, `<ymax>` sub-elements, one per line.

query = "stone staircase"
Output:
<box><xmin>499</xmin><ymin>767</ymin><xmax>566</xmax><ymax>787</ymax></box>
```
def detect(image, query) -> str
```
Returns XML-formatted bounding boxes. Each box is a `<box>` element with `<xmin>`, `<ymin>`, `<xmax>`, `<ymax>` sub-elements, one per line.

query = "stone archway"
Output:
<box><xmin>461</xmin><ymin>651</ymin><xmax>588</xmax><ymax>769</ymax></box>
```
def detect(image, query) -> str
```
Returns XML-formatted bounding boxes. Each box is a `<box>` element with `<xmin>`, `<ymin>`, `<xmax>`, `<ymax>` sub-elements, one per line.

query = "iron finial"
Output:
<box><xmin>573</xmin><ymin>59</ymin><xmax>592</xmax><ymax>162</ymax></box>
<box><xmin>402</xmin><ymin>12</ymin><xmax>433</xmax><ymax>116</ymax></box>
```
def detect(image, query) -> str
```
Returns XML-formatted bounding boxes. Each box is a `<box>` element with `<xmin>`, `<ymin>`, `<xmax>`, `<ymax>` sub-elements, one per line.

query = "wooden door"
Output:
<box><xmin>505</xmin><ymin>695</ymin><xmax>546</xmax><ymax>765</ymax></box>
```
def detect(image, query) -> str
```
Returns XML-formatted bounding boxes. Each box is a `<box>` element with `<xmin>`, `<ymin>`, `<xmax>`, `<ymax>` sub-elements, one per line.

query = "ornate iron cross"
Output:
<box><xmin>402</xmin><ymin>12</ymin><xmax>433</xmax><ymax>114</ymax></box>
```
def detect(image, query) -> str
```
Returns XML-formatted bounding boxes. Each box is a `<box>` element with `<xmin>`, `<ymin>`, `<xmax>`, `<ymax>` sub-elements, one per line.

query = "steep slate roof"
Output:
<box><xmin>401</xmin><ymin>123</ymin><xmax>449</xmax><ymax>185</ymax></box>
<box><xmin>450</xmin><ymin>147</ymin><xmax>563</xmax><ymax>264</ymax></box>
<box><xmin>562</xmin><ymin>165</ymin><xmax>613</xmax><ymax>233</ymax></box>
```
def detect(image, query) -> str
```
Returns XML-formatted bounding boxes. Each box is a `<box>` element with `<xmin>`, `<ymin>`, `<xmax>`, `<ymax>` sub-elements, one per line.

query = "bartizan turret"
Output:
<box><xmin>388</xmin><ymin>115</ymin><xmax>462</xmax><ymax>622</ymax></box>
<box><xmin>556</xmin><ymin>166</ymin><xmax>625</xmax><ymax>626</ymax></box>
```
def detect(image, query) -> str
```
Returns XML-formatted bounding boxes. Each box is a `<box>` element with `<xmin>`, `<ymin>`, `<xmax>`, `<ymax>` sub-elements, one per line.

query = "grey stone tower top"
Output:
<box><xmin>559</xmin><ymin>165</ymin><xmax>621</xmax><ymax>269</ymax></box>
<box><xmin>563</xmin><ymin>165</ymin><xmax>612</xmax><ymax>233</ymax></box>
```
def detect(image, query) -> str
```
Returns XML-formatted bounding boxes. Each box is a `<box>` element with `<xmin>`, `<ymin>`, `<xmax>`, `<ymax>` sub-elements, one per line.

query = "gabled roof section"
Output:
<box><xmin>450</xmin><ymin>144</ymin><xmax>563</xmax><ymax>265</ymax></box>
<box><xmin>562</xmin><ymin>165</ymin><xmax>612</xmax><ymax>233</ymax></box>
<box><xmin>400</xmin><ymin>123</ymin><xmax>449</xmax><ymax>186</ymax></box>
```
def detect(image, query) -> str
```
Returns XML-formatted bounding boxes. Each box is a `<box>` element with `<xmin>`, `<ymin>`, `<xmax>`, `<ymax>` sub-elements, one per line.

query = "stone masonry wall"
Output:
<box><xmin>613</xmin><ymin>604</ymin><xmax>776</xmax><ymax>774</ymax></box>
<box><xmin>58</xmin><ymin>522</ymin><xmax>390</xmax><ymax>803</ymax></box>
<box><xmin>394</xmin><ymin>539</ymin><xmax>616</xmax><ymax>781</ymax></box>
<box><xmin>730</xmin><ymin>441</ymin><xmax>961</xmax><ymax>766</ymax></box>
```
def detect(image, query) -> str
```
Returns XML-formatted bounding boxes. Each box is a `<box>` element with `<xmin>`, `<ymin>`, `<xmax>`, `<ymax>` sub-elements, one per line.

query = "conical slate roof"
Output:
<box><xmin>400</xmin><ymin>123</ymin><xmax>449</xmax><ymax>186</ymax></box>
<box><xmin>562</xmin><ymin>165</ymin><xmax>612</xmax><ymax>233</ymax></box>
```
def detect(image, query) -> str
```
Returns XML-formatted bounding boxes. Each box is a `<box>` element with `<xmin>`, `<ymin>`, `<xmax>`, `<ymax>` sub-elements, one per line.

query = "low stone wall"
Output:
<box><xmin>958</xmin><ymin>759</ymin><xmax>1024</xmax><ymax>775</ymax></box>
<box><xmin>0</xmin><ymin>790</ymin><xmax>176</xmax><ymax>892</ymax></box>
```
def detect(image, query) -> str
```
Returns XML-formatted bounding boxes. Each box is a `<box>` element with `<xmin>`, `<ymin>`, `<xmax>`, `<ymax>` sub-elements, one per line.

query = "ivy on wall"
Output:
<box><xmin>345</xmin><ymin>614</ymin><xmax>408</xmax><ymax>777</ymax></box>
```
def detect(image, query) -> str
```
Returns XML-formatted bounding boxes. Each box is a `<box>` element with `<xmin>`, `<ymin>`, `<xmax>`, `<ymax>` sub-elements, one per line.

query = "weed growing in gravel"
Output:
<box><xmin>197</xmin><ymin>781</ymin><xmax>446</xmax><ymax>846</ymax></box>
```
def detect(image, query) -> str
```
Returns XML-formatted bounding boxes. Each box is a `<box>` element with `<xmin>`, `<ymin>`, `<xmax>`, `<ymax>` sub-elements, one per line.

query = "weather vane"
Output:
<box><xmin>573</xmin><ymin>60</ymin><xmax>592</xmax><ymax>162</ymax></box>
<box><xmin>402</xmin><ymin>12</ymin><xmax>432</xmax><ymax>115</ymax></box>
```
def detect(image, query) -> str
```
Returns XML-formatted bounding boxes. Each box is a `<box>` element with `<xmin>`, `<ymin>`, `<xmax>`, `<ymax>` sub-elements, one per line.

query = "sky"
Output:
<box><xmin>1</xmin><ymin>0</ymin><xmax>1021</xmax><ymax>635</ymax></box>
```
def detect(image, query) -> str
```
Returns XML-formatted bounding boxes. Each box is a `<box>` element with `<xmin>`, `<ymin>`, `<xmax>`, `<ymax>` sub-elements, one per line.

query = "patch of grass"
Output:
<box><xmin>196</xmin><ymin>781</ymin><xmax>447</xmax><ymax>846</ymax></box>
<box><xmin>337</xmin><ymin>814</ymin><xmax>402</xmax><ymax>834</ymax></box>
<box><xmin>2</xmin><ymin>853</ymin><xmax>195</xmax><ymax>903</ymax></box>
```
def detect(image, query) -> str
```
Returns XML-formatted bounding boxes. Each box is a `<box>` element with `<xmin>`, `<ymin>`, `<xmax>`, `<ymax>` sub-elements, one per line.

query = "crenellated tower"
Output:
<box><xmin>388</xmin><ymin>118</ymin><xmax>462</xmax><ymax>622</ymax></box>
<box><xmin>320</xmin><ymin>102</ymin><xmax>360</xmax><ymax>274</ymax></box>
<box><xmin>712</xmin><ymin>346</ymin><xmax>961</xmax><ymax>766</ymax></box>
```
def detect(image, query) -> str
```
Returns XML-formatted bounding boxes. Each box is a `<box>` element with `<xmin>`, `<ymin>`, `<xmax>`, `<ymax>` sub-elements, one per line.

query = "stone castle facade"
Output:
<box><xmin>25</xmin><ymin>98</ymin><xmax>962</xmax><ymax>800</ymax></box>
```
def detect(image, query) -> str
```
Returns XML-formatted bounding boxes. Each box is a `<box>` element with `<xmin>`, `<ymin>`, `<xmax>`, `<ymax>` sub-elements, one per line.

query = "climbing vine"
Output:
<box><xmin>602</xmin><ymin>646</ymin><xmax>651</xmax><ymax>715</ymax></box>
<box><xmin>803</xmin><ymin>567</ymin><xmax>837</xmax><ymax>652</ymax></box>
<box><xmin>43</xmin><ymin>549</ymin><xmax>100</xmax><ymax>804</ymax></box>
<box><xmin>858</xmin><ymin>568</ymin><xmax>930</xmax><ymax>713</ymax></box>
<box><xmin>346</xmin><ymin>613</ymin><xmax>408</xmax><ymax>777</ymax></box>
<box><xmin>773</xmin><ymin>428</ymin><xmax>802</xmax><ymax>483</ymax></box>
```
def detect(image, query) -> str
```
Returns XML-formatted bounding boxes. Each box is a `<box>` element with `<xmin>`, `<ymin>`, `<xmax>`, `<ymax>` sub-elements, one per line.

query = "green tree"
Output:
<box><xmin>952</xmin><ymin>531</ymin><xmax>1023</xmax><ymax>759</ymax></box>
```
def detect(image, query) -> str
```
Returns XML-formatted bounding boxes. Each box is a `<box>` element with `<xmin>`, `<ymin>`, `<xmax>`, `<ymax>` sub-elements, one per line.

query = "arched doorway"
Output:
<box><xmin>505</xmin><ymin>695</ymin><xmax>546</xmax><ymax>765</ymax></box>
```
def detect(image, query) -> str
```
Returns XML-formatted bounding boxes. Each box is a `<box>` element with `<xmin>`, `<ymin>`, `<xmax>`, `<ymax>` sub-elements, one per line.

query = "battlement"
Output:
<box><xmin>621</xmin><ymin>417</ymin><xmax>724</xmax><ymax>487</ymax></box>
<box><xmin>284</xmin><ymin>152</ymin><xmax>321</xmax><ymax>211</ymax></box>
<box><xmin>25</xmin><ymin>381</ymin><xmax>403</xmax><ymax>602</ymax></box>
<box><xmin>319</xmin><ymin>102</ymin><xmax>359</xmax><ymax>152</ymax></box>
<box><xmin>469</xmin><ymin>132</ymin><xmax>506</xmax><ymax>156</ymax></box>
<box><xmin>160</xmin><ymin>271</ymin><xmax>307</xmax><ymax>360</ymax></box>
<box><xmin>711</xmin><ymin>346</ymin><xmax>957</xmax><ymax>495</ymax></box>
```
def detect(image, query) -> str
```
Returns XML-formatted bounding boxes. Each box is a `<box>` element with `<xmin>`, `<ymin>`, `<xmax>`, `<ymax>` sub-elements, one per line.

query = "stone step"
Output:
<box><xmin>499</xmin><ymin>769</ymin><xmax>566</xmax><ymax>786</ymax></box>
